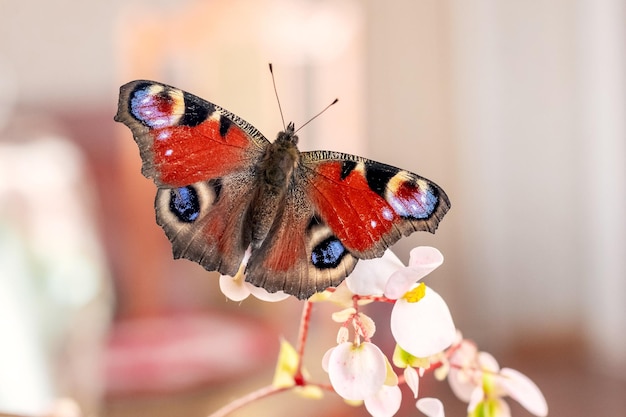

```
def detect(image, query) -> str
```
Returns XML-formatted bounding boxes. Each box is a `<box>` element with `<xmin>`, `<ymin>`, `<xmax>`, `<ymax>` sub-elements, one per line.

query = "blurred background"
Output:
<box><xmin>0</xmin><ymin>0</ymin><xmax>624</xmax><ymax>416</ymax></box>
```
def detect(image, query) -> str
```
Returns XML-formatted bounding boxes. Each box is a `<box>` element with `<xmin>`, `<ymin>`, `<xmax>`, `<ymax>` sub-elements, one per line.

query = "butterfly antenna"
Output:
<box><xmin>269</xmin><ymin>63</ymin><xmax>286</xmax><ymax>130</ymax></box>
<box><xmin>294</xmin><ymin>98</ymin><xmax>339</xmax><ymax>134</ymax></box>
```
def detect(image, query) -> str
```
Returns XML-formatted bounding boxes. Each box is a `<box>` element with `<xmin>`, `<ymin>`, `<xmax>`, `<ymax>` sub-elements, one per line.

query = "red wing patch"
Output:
<box><xmin>115</xmin><ymin>80</ymin><xmax>268</xmax><ymax>188</ymax></box>
<box><xmin>306</xmin><ymin>161</ymin><xmax>398</xmax><ymax>255</ymax></box>
<box><xmin>150</xmin><ymin>120</ymin><xmax>258</xmax><ymax>186</ymax></box>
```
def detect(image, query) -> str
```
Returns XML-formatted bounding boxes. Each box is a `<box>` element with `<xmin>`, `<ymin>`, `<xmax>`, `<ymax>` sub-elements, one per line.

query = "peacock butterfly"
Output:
<box><xmin>114</xmin><ymin>79</ymin><xmax>450</xmax><ymax>300</ymax></box>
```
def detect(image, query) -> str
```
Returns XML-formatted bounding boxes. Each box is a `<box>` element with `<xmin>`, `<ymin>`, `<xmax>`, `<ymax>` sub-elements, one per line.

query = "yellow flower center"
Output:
<box><xmin>403</xmin><ymin>282</ymin><xmax>426</xmax><ymax>303</ymax></box>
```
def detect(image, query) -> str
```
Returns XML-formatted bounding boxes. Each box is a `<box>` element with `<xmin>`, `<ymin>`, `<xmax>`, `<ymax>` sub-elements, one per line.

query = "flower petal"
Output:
<box><xmin>357</xmin><ymin>312</ymin><xmax>377</xmax><ymax>339</ymax></box>
<box><xmin>499</xmin><ymin>368</ymin><xmax>548</xmax><ymax>417</ymax></box>
<box><xmin>347</xmin><ymin>249</ymin><xmax>404</xmax><ymax>296</ymax></box>
<box><xmin>332</xmin><ymin>307</ymin><xmax>356</xmax><ymax>323</ymax></box>
<box><xmin>364</xmin><ymin>385</ymin><xmax>402</xmax><ymax>417</ymax></box>
<box><xmin>404</xmin><ymin>366</ymin><xmax>420</xmax><ymax>398</ymax></box>
<box><xmin>272</xmin><ymin>339</ymin><xmax>299</xmax><ymax>388</ymax></box>
<box><xmin>219</xmin><ymin>274</ymin><xmax>250</xmax><ymax>302</ymax></box>
<box><xmin>447</xmin><ymin>340</ymin><xmax>479</xmax><ymax>401</ymax></box>
<box><xmin>336</xmin><ymin>326</ymin><xmax>350</xmax><ymax>344</ymax></box>
<box><xmin>247</xmin><ymin>282</ymin><xmax>290</xmax><ymax>302</ymax></box>
<box><xmin>384</xmin><ymin>247</ymin><xmax>443</xmax><ymax>299</ymax></box>
<box><xmin>327</xmin><ymin>342</ymin><xmax>387</xmax><ymax>401</ymax></box>
<box><xmin>294</xmin><ymin>384</ymin><xmax>324</xmax><ymax>399</ymax></box>
<box><xmin>383</xmin><ymin>356</ymin><xmax>399</xmax><ymax>386</ymax></box>
<box><xmin>468</xmin><ymin>386</ymin><xmax>484</xmax><ymax>412</ymax></box>
<box><xmin>416</xmin><ymin>397</ymin><xmax>445</xmax><ymax>417</ymax></box>
<box><xmin>408</xmin><ymin>246</ymin><xmax>444</xmax><ymax>269</ymax></box>
<box><xmin>390</xmin><ymin>286</ymin><xmax>455</xmax><ymax>357</ymax></box>
<box><xmin>447</xmin><ymin>366</ymin><xmax>476</xmax><ymax>402</ymax></box>
<box><xmin>321</xmin><ymin>347</ymin><xmax>334</xmax><ymax>372</ymax></box>
<box><xmin>322</xmin><ymin>282</ymin><xmax>360</xmax><ymax>307</ymax></box>
<box><xmin>477</xmin><ymin>351</ymin><xmax>500</xmax><ymax>373</ymax></box>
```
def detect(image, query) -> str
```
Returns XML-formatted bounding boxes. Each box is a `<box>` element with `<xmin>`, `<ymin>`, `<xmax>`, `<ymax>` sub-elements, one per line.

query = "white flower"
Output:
<box><xmin>346</xmin><ymin>249</ymin><xmax>405</xmax><ymax>296</ymax></box>
<box><xmin>369</xmin><ymin>247</ymin><xmax>455</xmax><ymax>358</ymax></box>
<box><xmin>218</xmin><ymin>249</ymin><xmax>289</xmax><ymax>302</ymax></box>
<box><xmin>323</xmin><ymin>341</ymin><xmax>387</xmax><ymax>401</ymax></box>
<box><xmin>383</xmin><ymin>246</ymin><xmax>445</xmax><ymax>299</ymax></box>
<box><xmin>390</xmin><ymin>283</ymin><xmax>455</xmax><ymax>358</ymax></box>
<box><xmin>219</xmin><ymin>271</ymin><xmax>290</xmax><ymax>302</ymax></box>
<box><xmin>346</xmin><ymin>247</ymin><xmax>455</xmax><ymax>357</ymax></box>
<box><xmin>448</xmin><ymin>341</ymin><xmax>548</xmax><ymax>417</ymax></box>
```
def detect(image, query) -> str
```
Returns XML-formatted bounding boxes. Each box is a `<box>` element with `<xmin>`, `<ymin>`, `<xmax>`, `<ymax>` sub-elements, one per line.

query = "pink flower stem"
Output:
<box><xmin>206</xmin><ymin>384</ymin><xmax>290</xmax><ymax>417</ymax></box>
<box><xmin>293</xmin><ymin>300</ymin><xmax>313</xmax><ymax>385</ymax></box>
<box><xmin>356</xmin><ymin>294</ymin><xmax>395</xmax><ymax>304</ymax></box>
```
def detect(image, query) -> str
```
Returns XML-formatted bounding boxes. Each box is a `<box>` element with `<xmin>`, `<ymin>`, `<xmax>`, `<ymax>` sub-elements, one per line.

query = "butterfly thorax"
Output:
<box><xmin>260</xmin><ymin>123</ymin><xmax>300</xmax><ymax>191</ymax></box>
<box><xmin>247</xmin><ymin>123</ymin><xmax>300</xmax><ymax>248</ymax></box>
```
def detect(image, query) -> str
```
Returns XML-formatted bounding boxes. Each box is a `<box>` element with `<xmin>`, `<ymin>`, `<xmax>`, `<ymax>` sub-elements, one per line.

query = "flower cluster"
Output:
<box><xmin>316</xmin><ymin>247</ymin><xmax>455</xmax><ymax>417</ymax></box>
<box><xmin>443</xmin><ymin>338</ymin><xmax>548</xmax><ymax>417</ymax></box>
<box><xmin>216</xmin><ymin>247</ymin><xmax>548</xmax><ymax>417</ymax></box>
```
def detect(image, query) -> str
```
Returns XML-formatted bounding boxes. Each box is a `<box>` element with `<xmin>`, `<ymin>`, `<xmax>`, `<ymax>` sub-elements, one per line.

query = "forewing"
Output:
<box><xmin>300</xmin><ymin>151</ymin><xmax>450</xmax><ymax>259</ymax></box>
<box><xmin>114</xmin><ymin>80</ymin><xmax>268</xmax><ymax>187</ymax></box>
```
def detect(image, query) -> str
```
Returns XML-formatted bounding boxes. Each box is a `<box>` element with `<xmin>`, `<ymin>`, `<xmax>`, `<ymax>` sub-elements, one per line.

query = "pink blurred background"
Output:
<box><xmin>0</xmin><ymin>0</ymin><xmax>624</xmax><ymax>416</ymax></box>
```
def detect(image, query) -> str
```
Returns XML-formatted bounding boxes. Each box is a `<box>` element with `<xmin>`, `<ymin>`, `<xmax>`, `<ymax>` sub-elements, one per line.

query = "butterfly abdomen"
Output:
<box><xmin>247</xmin><ymin>126</ymin><xmax>301</xmax><ymax>248</ymax></box>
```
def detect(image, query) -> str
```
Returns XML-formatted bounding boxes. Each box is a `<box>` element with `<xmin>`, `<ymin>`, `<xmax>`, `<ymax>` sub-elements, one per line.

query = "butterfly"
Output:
<box><xmin>114</xmin><ymin>80</ymin><xmax>450</xmax><ymax>300</ymax></box>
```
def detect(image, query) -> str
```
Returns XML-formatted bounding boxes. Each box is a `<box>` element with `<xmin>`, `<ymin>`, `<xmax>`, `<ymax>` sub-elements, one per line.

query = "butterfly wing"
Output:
<box><xmin>244</xmin><ymin>183</ymin><xmax>358</xmax><ymax>297</ymax></box>
<box><xmin>115</xmin><ymin>80</ymin><xmax>269</xmax><ymax>276</ymax></box>
<box><xmin>244</xmin><ymin>151</ymin><xmax>450</xmax><ymax>299</ymax></box>
<box><xmin>301</xmin><ymin>151</ymin><xmax>450</xmax><ymax>259</ymax></box>
<box><xmin>155</xmin><ymin>172</ymin><xmax>258</xmax><ymax>276</ymax></box>
<box><xmin>115</xmin><ymin>80</ymin><xmax>269</xmax><ymax>187</ymax></box>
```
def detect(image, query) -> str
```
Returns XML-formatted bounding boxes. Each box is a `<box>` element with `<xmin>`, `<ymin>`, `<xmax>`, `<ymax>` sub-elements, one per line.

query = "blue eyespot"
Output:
<box><xmin>170</xmin><ymin>186</ymin><xmax>200</xmax><ymax>223</ymax></box>
<box><xmin>388</xmin><ymin>186</ymin><xmax>438</xmax><ymax>219</ymax></box>
<box><xmin>130</xmin><ymin>84</ymin><xmax>176</xmax><ymax>128</ymax></box>
<box><xmin>311</xmin><ymin>237</ymin><xmax>346</xmax><ymax>269</ymax></box>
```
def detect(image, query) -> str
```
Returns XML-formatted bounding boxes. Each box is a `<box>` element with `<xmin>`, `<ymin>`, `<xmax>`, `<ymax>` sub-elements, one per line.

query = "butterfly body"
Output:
<box><xmin>248</xmin><ymin>123</ymin><xmax>299</xmax><ymax>247</ymax></box>
<box><xmin>115</xmin><ymin>80</ymin><xmax>450</xmax><ymax>299</ymax></box>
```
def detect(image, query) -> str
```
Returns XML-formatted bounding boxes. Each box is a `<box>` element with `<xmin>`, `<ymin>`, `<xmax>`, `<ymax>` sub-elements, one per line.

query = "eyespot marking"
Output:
<box><xmin>311</xmin><ymin>237</ymin><xmax>347</xmax><ymax>269</ymax></box>
<box><xmin>129</xmin><ymin>83</ymin><xmax>184</xmax><ymax>128</ymax></box>
<box><xmin>387</xmin><ymin>179</ymin><xmax>439</xmax><ymax>219</ymax></box>
<box><xmin>170</xmin><ymin>186</ymin><xmax>200</xmax><ymax>223</ymax></box>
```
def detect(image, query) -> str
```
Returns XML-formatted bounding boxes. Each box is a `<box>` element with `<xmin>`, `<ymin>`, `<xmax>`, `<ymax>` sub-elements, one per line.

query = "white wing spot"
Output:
<box><xmin>382</xmin><ymin>207</ymin><xmax>394</xmax><ymax>221</ymax></box>
<box><xmin>158</xmin><ymin>130</ymin><xmax>171</xmax><ymax>141</ymax></box>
